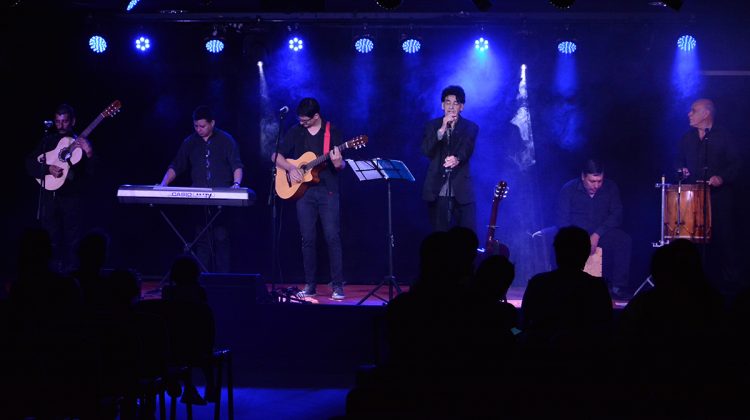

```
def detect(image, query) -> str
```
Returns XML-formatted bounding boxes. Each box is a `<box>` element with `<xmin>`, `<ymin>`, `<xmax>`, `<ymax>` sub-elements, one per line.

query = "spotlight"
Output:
<box><xmin>288</xmin><ymin>36</ymin><xmax>304</xmax><ymax>52</ymax></box>
<box><xmin>205</xmin><ymin>26</ymin><xmax>225</xmax><ymax>54</ymax></box>
<box><xmin>134</xmin><ymin>36</ymin><xmax>151</xmax><ymax>52</ymax></box>
<box><xmin>88</xmin><ymin>35</ymin><xmax>107</xmax><ymax>53</ymax></box>
<box><xmin>472</xmin><ymin>0</ymin><xmax>493</xmax><ymax>12</ymax></box>
<box><xmin>257</xmin><ymin>60</ymin><xmax>263</xmax><ymax>67</ymax></box>
<box><xmin>549</xmin><ymin>0</ymin><xmax>574</xmax><ymax>9</ymax></box>
<box><xmin>557</xmin><ymin>40</ymin><xmax>577</xmax><ymax>54</ymax></box>
<box><xmin>126</xmin><ymin>0</ymin><xmax>140</xmax><ymax>12</ymax></box>
<box><xmin>474</xmin><ymin>37</ymin><xmax>489</xmax><ymax>52</ymax></box>
<box><xmin>375</xmin><ymin>0</ymin><xmax>401</xmax><ymax>10</ymax></box>
<box><xmin>677</xmin><ymin>35</ymin><xmax>696</xmax><ymax>51</ymax></box>
<box><xmin>401</xmin><ymin>37</ymin><xmax>421</xmax><ymax>54</ymax></box>
<box><xmin>354</xmin><ymin>35</ymin><xmax>374</xmax><ymax>54</ymax></box>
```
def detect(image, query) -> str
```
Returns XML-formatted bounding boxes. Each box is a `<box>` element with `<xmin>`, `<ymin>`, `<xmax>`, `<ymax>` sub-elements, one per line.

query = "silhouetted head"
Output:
<box><xmin>448</xmin><ymin>226</ymin><xmax>479</xmax><ymax>277</ymax></box>
<box><xmin>554</xmin><ymin>225</ymin><xmax>591</xmax><ymax>270</ymax></box>
<box><xmin>76</xmin><ymin>229</ymin><xmax>109</xmax><ymax>270</ymax></box>
<box><xmin>475</xmin><ymin>255</ymin><xmax>515</xmax><ymax>300</ymax></box>
<box><xmin>170</xmin><ymin>255</ymin><xmax>202</xmax><ymax>285</ymax></box>
<box><xmin>650</xmin><ymin>239</ymin><xmax>705</xmax><ymax>289</ymax></box>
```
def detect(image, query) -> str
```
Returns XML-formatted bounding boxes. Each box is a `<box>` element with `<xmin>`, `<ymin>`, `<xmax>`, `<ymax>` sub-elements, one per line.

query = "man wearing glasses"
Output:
<box><xmin>272</xmin><ymin>97</ymin><xmax>346</xmax><ymax>300</ymax></box>
<box><xmin>160</xmin><ymin>105</ymin><xmax>244</xmax><ymax>272</ymax></box>
<box><xmin>421</xmin><ymin>85</ymin><xmax>479</xmax><ymax>233</ymax></box>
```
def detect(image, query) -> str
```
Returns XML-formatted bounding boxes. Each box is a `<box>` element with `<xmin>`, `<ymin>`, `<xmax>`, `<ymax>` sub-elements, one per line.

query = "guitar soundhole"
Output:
<box><xmin>59</xmin><ymin>147</ymin><xmax>72</xmax><ymax>162</ymax></box>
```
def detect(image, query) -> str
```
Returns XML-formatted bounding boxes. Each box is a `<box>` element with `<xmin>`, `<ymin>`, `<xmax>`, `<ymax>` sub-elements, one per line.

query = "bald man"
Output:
<box><xmin>676</xmin><ymin>98</ymin><xmax>743</xmax><ymax>296</ymax></box>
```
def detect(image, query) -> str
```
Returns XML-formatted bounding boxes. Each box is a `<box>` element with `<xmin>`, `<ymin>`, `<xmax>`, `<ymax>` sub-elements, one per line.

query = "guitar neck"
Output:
<box><xmin>308</xmin><ymin>142</ymin><xmax>351</xmax><ymax>168</ymax></box>
<box><xmin>79</xmin><ymin>113</ymin><xmax>106</xmax><ymax>139</ymax></box>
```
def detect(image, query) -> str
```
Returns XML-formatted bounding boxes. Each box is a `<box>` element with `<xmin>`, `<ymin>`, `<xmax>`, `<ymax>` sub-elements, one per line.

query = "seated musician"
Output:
<box><xmin>556</xmin><ymin>159</ymin><xmax>632</xmax><ymax>300</ymax></box>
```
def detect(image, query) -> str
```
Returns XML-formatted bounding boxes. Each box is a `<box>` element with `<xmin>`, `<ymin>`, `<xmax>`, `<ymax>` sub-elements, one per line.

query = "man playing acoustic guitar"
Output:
<box><xmin>272</xmin><ymin>98</ymin><xmax>346</xmax><ymax>300</ymax></box>
<box><xmin>26</xmin><ymin>104</ymin><xmax>95</xmax><ymax>271</ymax></box>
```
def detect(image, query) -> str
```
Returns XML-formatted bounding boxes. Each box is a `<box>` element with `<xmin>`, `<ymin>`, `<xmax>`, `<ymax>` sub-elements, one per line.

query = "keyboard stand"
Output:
<box><xmin>157</xmin><ymin>205</ymin><xmax>223</xmax><ymax>274</ymax></box>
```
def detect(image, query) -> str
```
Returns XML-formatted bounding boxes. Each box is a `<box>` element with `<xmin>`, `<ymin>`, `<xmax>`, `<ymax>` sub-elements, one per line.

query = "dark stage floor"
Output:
<box><xmin>142</xmin><ymin>279</ymin><xmax>632</xmax><ymax>308</ymax></box>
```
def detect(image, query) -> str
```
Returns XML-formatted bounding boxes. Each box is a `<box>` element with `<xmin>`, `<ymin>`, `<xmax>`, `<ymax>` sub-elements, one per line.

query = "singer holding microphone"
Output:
<box><xmin>421</xmin><ymin>85</ymin><xmax>479</xmax><ymax>233</ymax></box>
<box><xmin>675</xmin><ymin>98</ymin><xmax>743</xmax><ymax>296</ymax></box>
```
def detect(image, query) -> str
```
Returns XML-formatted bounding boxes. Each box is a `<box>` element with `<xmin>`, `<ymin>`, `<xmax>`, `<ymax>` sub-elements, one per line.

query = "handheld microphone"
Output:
<box><xmin>43</xmin><ymin>120</ymin><xmax>53</xmax><ymax>130</ymax></box>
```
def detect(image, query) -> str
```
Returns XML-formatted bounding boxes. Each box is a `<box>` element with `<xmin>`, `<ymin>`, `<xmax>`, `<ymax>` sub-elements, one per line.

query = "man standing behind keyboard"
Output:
<box><xmin>160</xmin><ymin>105</ymin><xmax>244</xmax><ymax>273</ymax></box>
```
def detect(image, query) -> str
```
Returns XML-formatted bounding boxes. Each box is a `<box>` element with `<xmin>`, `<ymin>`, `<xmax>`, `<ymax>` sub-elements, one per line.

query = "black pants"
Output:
<box><xmin>296</xmin><ymin>187</ymin><xmax>344</xmax><ymax>290</ymax></box>
<box><xmin>41</xmin><ymin>192</ymin><xmax>83</xmax><ymax>271</ymax></box>
<box><xmin>428</xmin><ymin>197</ymin><xmax>476</xmax><ymax>234</ymax></box>
<box><xmin>194</xmin><ymin>206</ymin><xmax>230</xmax><ymax>273</ymax></box>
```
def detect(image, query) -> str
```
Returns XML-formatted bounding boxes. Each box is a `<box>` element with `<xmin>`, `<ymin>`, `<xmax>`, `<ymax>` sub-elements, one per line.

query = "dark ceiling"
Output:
<box><xmin>7</xmin><ymin>0</ymin><xmax>744</xmax><ymax>23</ymax></box>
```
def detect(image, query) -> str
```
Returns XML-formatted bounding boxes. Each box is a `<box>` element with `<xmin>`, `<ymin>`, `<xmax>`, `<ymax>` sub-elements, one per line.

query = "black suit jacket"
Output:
<box><xmin>420</xmin><ymin>116</ymin><xmax>479</xmax><ymax>204</ymax></box>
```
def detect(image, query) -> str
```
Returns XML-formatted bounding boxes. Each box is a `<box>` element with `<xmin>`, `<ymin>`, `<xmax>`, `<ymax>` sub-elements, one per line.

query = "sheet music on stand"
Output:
<box><xmin>346</xmin><ymin>157</ymin><xmax>414</xmax><ymax>305</ymax></box>
<box><xmin>346</xmin><ymin>158</ymin><xmax>416</xmax><ymax>182</ymax></box>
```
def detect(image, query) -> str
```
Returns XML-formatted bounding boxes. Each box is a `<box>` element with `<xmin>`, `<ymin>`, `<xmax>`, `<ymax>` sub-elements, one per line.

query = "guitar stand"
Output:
<box><xmin>347</xmin><ymin>158</ymin><xmax>415</xmax><ymax>305</ymax></box>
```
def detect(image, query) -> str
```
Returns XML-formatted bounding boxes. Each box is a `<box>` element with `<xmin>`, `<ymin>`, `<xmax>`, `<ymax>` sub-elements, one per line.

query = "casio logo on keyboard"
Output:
<box><xmin>169</xmin><ymin>192</ymin><xmax>214</xmax><ymax>198</ymax></box>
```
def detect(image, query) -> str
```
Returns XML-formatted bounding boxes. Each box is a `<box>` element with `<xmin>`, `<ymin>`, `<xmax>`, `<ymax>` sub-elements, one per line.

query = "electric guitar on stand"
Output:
<box><xmin>36</xmin><ymin>100</ymin><xmax>122</xmax><ymax>191</ymax></box>
<box><xmin>275</xmin><ymin>134</ymin><xmax>368</xmax><ymax>200</ymax></box>
<box><xmin>484</xmin><ymin>180</ymin><xmax>510</xmax><ymax>258</ymax></box>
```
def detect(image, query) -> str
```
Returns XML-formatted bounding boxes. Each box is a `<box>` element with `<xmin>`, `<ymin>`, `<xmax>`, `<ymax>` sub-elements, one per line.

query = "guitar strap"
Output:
<box><xmin>323</xmin><ymin>122</ymin><xmax>331</xmax><ymax>154</ymax></box>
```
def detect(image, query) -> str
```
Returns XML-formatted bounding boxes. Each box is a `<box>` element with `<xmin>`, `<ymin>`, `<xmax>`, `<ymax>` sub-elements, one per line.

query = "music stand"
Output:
<box><xmin>347</xmin><ymin>158</ymin><xmax>415</xmax><ymax>305</ymax></box>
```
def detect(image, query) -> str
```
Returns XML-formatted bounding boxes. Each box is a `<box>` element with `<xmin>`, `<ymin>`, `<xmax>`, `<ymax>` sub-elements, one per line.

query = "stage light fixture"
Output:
<box><xmin>134</xmin><ymin>36</ymin><xmax>151</xmax><ymax>52</ymax></box>
<box><xmin>257</xmin><ymin>61</ymin><xmax>263</xmax><ymax>68</ymax></box>
<box><xmin>354</xmin><ymin>35</ymin><xmax>374</xmax><ymax>54</ymax></box>
<box><xmin>549</xmin><ymin>0</ymin><xmax>574</xmax><ymax>9</ymax></box>
<box><xmin>557</xmin><ymin>40</ymin><xmax>577</xmax><ymax>54</ymax></box>
<box><xmin>88</xmin><ymin>35</ymin><xmax>107</xmax><ymax>53</ymax></box>
<box><xmin>205</xmin><ymin>25</ymin><xmax>225</xmax><ymax>54</ymax></box>
<box><xmin>375</xmin><ymin>0</ymin><xmax>401</xmax><ymax>10</ymax></box>
<box><xmin>472</xmin><ymin>0</ymin><xmax>493</xmax><ymax>12</ymax></box>
<box><xmin>288</xmin><ymin>36</ymin><xmax>304</xmax><ymax>52</ymax></box>
<box><xmin>126</xmin><ymin>0</ymin><xmax>140</xmax><ymax>12</ymax></box>
<box><xmin>677</xmin><ymin>35</ymin><xmax>696</xmax><ymax>51</ymax></box>
<box><xmin>474</xmin><ymin>37</ymin><xmax>489</xmax><ymax>52</ymax></box>
<box><xmin>401</xmin><ymin>37</ymin><xmax>421</xmax><ymax>54</ymax></box>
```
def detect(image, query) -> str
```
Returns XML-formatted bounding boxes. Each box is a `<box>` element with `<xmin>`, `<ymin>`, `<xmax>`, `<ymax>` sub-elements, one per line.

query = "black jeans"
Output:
<box><xmin>296</xmin><ymin>187</ymin><xmax>344</xmax><ymax>290</ymax></box>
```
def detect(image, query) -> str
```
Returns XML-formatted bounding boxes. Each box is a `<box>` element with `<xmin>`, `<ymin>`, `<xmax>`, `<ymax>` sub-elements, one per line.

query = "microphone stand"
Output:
<box><xmin>268</xmin><ymin>110</ymin><xmax>286</xmax><ymax>297</ymax></box>
<box><xmin>445</xmin><ymin>125</ymin><xmax>453</xmax><ymax>224</ymax></box>
<box><xmin>36</xmin><ymin>126</ymin><xmax>54</xmax><ymax>221</ymax></box>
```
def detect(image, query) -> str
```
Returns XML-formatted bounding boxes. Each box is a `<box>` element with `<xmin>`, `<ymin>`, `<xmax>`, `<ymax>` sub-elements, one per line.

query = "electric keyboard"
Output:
<box><xmin>117</xmin><ymin>185</ymin><xmax>256</xmax><ymax>207</ymax></box>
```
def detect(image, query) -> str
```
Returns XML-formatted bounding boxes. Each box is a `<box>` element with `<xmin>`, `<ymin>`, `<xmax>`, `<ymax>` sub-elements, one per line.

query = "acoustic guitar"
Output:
<box><xmin>36</xmin><ymin>100</ymin><xmax>122</xmax><ymax>191</ymax></box>
<box><xmin>275</xmin><ymin>134</ymin><xmax>368</xmax><ymax>200</ymax></box>
<box><xmin>484</xmin><ymin>180</ymin><xmax>510</xmax><ymax>258</ymax></box>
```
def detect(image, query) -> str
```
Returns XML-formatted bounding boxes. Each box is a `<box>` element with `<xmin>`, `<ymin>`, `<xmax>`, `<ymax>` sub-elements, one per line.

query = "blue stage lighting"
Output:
<box><xmin>402</xmin><ymin>38</ymin><xmax>421</xmax><ymax>54</ymax></box>
<box><xmin>288</xmin><ymin>37</ymin><xmax>304</xmax><ymax>52</ymax></box>
<box><xmin>205</xmin><ymin>39</ymin><xmax>224</xmax><ymax>54</ymax></box>
<box><xmin>677</xmin><ymin>35</ymin><xmax>697</xmax><ymax>52</ymax></box>
<box><xmin>474</xmin><ymin>37</ymin><xmax>489</xmax><ymax>52</ymax></box>
<box><xmin>354</xmin><ymin>36</ymin><xmax>374</xmax><ymax>54</ymax></box>
<box><xmin>88</xmin><ymin>35</ymin><xmax>107</xmax><ymax>53</ymax></box>
<box><xmin>135</xmin><ymin>36</ymin><xmax>151</xmax><ymax>52</ymax></box>
<box><xmin>126</xmin><ymin>0</ymin><xmax>140</xmax><ymax>12</ymax></box>
<box><xmin>558</xmin><ymin>41</ymin><xmax>577</xmax><ymax>54</ymax></box>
